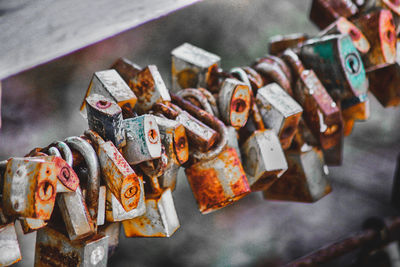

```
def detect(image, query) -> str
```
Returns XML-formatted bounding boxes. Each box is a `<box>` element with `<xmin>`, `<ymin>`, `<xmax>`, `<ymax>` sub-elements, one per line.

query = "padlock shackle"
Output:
<box><xmin>152</xmin><ymin>103</ymin><xmax>179</xmax><ymax>119</ymax></box>
<box><xmin>281</xmin><ymin>49</ymin><xmax>305</xmax><ymax>78</ymax></box>
<box><xmin>47</xmin><ymin>147</ymin><xmax>62</xmax><ymax>158</ymax></box>
<box><xmin>176</xmin><ymin>88</ymin><xmax>215</xmax><ymax>115</ymax></box>
<box><xmin>65</xmin><ymin>136</ymin><xmax>100</xmax><ymax>225</ymax></box>
<box><xmin>84</xmin><ymin>130</ymin><xmax>106</xmax><ymax>151</ymax></box>
<box><xmin>230</xmin><ymin>67</ymin><xmax>252</xmax><ymax>89</ymax></box>
<box><xmin>171</xmin><ymin>93</ymin><xmax>227</xmax><ymax>160</ymax></box>
<box><xmin>197</xmin><ymin>87</ymin><xmax>220</xmax><ymax>117</ymax></box>
<box><xmin>242</xmin><ymin>67</ymin><xmax>264</xmax><ymax>92</ymax></box>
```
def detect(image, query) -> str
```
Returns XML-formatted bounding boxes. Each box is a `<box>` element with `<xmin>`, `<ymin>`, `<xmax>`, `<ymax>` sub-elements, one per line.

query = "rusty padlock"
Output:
<box><xmin>309</xmin><ymin>0</ymin><xmax>359</xmax><ymax>29</ymax></box>
<box><xmin>268</xmin><ymin>33</ymin><xmax>309</xmax><ymax>56</ymax></box>
<box><xmin>122</xmin><ymin>115</ymin><xmax>162</xmax><ymax>165</ymax></box>
<box><xmin>126</xmin><ymin>65</ymin><xmax>171</xmax><ymax>114</ymax></box>
<box><xmin>376</xmin><ymin>0</ymin><xmax>400</xmax><ymax>33</ymax></box>
<box><xmin>0</xmin><ymin>223</ymin><xmax>21</xmax><ymax>266</ymax></box>
<box><xmin>65</xmin><ymin>136</ymin><xmax>101</xmax><ymax>229</ymax></box>
<box><xmin>253</xmin><ymin>55</ymin><xmax>293</xmax><ymax>96</ymax></box>
<box><xmin>153</xmin><ymin>102</ymin><xmax>218</xmax><ymax>152</ymax></box>
<box><xmin>240</xmin><ymin>94</ymin><xmax>288</xmax><ymax>191</ymax></box>
<box><xmin>98</xmin><ymin>222</ymin><xmax>121</xmax><ymax>258</ymax></box>
<box><xmin>2</xmin><ymin>157</ymin><xmax>57</xmax><ymax>220</ymax></box>
<box><xmin>80</xmin><ymin>69</ymin><xmax>137</xmax><ymax>118</ymax></box>
<box><xmin>171</xmin><ymin>93</ymin><xmax>251</xmax><ymax>214</ymax></box>
<box><xmin>35</xmin><ymin>226</ymin><xmax>108</xmax><ymax>267</ymax></box>
<box><xmin>82</xmin><ymin>185</ymin><xmax>106</xmax><ymax>227</ymax></box>
<box><xmin>105</xmin><ymin>184</ymin><xmax>145</xmax><ymax>222</ymax></box>
<box><xmin>85</xmin><ymin>130</ymin><xmax>143</xmax><ymax>212</ymax></box>
<box><xmin>256</xmin><ymin>83</ymin><xmax>303</xmax><ymax>150</ymax></box>
<box><xmin>352</xmin><ymin>8</ymin><xmax>397</xmax><ymax>71</ymax></box>
<box><xmin>122</xmin><ymin>188</ymin><xmax>180</xmax><ymax>237</ymax></box>
<box><xmin>20</xmin><ymin>217</ymin><xmax>48</xmax><ymax>234</ymax></box>
<box><xmin>217</xmin><ymin>78</ymin><xmax>252</xmax><ymax>129</ymax></box>
<box><xmin>171</xmin><ymin>42</ymin><xmax>221</xmax><ymax>92</ymax></box>
<box><xmin>85</xmin><ymin>94</ymin><xmax>126</xmax><ymax>149</ymax></box>
<box><xmin>111</xmin><ymin>57</ymin><xmax>142</xmax><ymax>84</ymax></box>
<box><xmin>367</xmin><ymin>62</ymin><xmax>400</xmax><ymax>107</ymax></box>
<box><xmin>264</xmin><ymin>147</ymin><xmax>332</xmax><ymax>202</ymax></box>
<box><xmin>282</xmin><ymin>49</ymin><xmax>343</xmax><ymax>150</ymax></box>
<box><xmin>299</xmin><ymin>34</ymin><xmax>368</xmax><ymax>102</ymax></box>
<box><xmin>318</xmin><ymin>17</ymin><xmax>371</xmax><ymax>54</ymax></box>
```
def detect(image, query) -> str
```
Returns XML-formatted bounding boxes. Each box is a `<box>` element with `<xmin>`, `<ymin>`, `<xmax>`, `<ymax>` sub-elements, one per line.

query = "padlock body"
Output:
<box><xmin>309</xmin><ymin>0</ymin><xmax>358</xmax><ymax>29</ymax></box>
<box><xmin>368</xmin><ymin>63</ymin><xmax>400</xmax><ymax>107</ymax></box>
<box><xmin>0</xmin><ymin>223</ymin><xmax>21</xmax><ymax>266</ymax></box>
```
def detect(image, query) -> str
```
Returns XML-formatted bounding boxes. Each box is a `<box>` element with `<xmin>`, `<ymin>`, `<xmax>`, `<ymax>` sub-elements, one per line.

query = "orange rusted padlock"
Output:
<box><xmin>171</xmin><ymin>93</ymin><xmax>251</xmax><ymax>214</ymax></box>
<box><xmin>282</xmin><ymin>49</ymin><xmax>343</xmax><ymax>150</ymax></box>
<box><xmin>268</xmin><ymin>33</ymin><xmax>309</xmax><ymax>56</ymax></box>
<box><xmin>367</xmin><ymin>62</ymin><xmax>400</xmax><ymax>107</ymax></box>
<box><xmin>352</xmin><ymin>8</ymin><xmax>397</xmax><ymax>71</ymax></box>
<box><xmin>309</xmin><ymin>0</ymin><xmax>358</xmax><ymax>29</ymax></box>
<box><xmin>2</xmin><ymin>157</ymin><xmax>57</xmax><ymax>220</ymax></box>
<box><xmin>256</xmin><ymin>83</ymin><xmax>303</xmax><ymax>150</ymax></box>
<box><xmin>318</xmin><ymin>17</ymin><xmax>371</xmax><ymax>54</ymax></box>
<box><xmin>264</xmin><ymin>146</ymin><xmax>332</xmax><ymax>203</ymax></box>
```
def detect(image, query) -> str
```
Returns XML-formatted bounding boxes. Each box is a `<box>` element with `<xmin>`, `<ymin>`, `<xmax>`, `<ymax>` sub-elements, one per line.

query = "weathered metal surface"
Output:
<box><xmin>300</xmin><ymin>34</ymin><xmax>368</xmax><ymax>102</ymax></box>
<box><xmin>2</xmin><ymin>157</ymin><xmax>57</xmax><ymax>220</ymax></box>
<box><xmin>269</xmin><ymin>33</ymin><xmax>308</xmax><ymax>56</ymax></box>
<box><xmin>105</xmin><ymin>185</ymin><xmax>145</xmax><ymax>222</ymax></box>
<box><xmin>322</xmin><ymin>135</ymin><xmax>344</xmax><ymax>166</ymax></box>
<box><xmin>86</xmin><ymin>94</ymin><xmax>126</xmax><ymax>148</ymax></box>
<box><xmin>0</xmin><ymin>223</ymin><xmax>21</xmax><ymax>266</ymax></box>
<box><xmin>98</xmin><ymin>222</ymin><xmax>121</xmax><ymax>258</ymax></box>
<box><xmin>35</xmin><ymin>226</ymin><xmax>108</xmax><ymax>267</ymax></box>
<box><xmin>253</xmin><ymin>56</ymin><xmax>293</xmax><ymax>96</ymax></box>
<box><xmin>341</xmin><ymin>94</ymin><xmax>370</xmax><ymax>136</ymax></box>
<box><xmin>171</xmin><ymin>42</ymin><xmax>221</xmax><ymax>92</ymax></box>
<box><xmin>176</xmin><ymin>88</ymin><xmax>215</xmax><ymax>115</ymax></box>
<box><xmin>185</xmin><ymin>147</ymin><xmax>250</xmax><ymax>214</ymax></box>
<box><xmin>256</xmin><ymin>83</ymin><xmax>303</xmax><ymax>150</ymax></box>
<box><xmin>368</xmin><ymin>63</ymin><xmax>400</xmax><ymax>107</ymax></box>
<box><xmin>226</xmin><ymin>126</ymin><xmax>242</xmax><ymax>161</ymax></box>
<box><xmin>154</xmin><ymin>115</ymin><xmax>189</xmax><ymax>166</ymax></box>
<box><xmin>20</xmin><ymin>217</ymin><xmax>47</xmax><ymax>234</ymax></box>
<box><xmin>129</xmin><ymin>65</ymin><xmax>171</xmax><ymax>114</ymax></box>
<box><xmin>197</xmin><ymin>87</ymin><xmax>221</xmax><ymax>116</ymax></box>
<box><xmin>241</xmin><ymin>129</ymin><xmax>288</xmax><ymax>191</ymax></box>
<box><xmin>295</xmin><ymin>69</ymin><xmax>343</xmax><ymax>150</ymax></box>
<box><xmin>80</xmin><ymin>69</ymin><xmax>137</xmax><ymax>118</ymax></box>
<box><xmin>85</xmin><ymin>130</ymin><xmax>143</xmax><ymax>212</ymax></box>
<box><xmin>65</xmin><ymin>136</ymin><xmax>100</xmax><ymax>227</ymax></box>
<box><xmin>264</xmin><ymin>147</ymin><xmax>331</xmax><ymax>202</ymax></box>
<box><xmin>44</xmin><ymin>155</ymin><xmax>80</xmax><ymax>193</ymax></box>
<box><xmin>111</xmin><ymin>58</ymin><xmax>142</xmax><ymax>85</ymax></box>
<box><xmin>158</xmin><ymin>162</ymin><xmax>180</xmax><ymax>191</ymax></box>
<box><xmin>218</xmin><ymin>78</ymin><xmax>251</xmax><ymax>128</ymax></box>
<box><xmin>57</xmin><ymin>186</ymin><xmax>95</xmax><ymax>241</ymax></box>
<box><xmin>122</xmin><ymin>188</ymin><xmax>179</xmax><ymax>237</ymax></box>
<box><xmin>352</xmin><ymin>8</ymin><xmax>397</xmax><ymax>71</ymax></box>
<box><xmin>309</xmin><ymin>0</ymin><xmax>358</xmax><ymax>29</ymax></box>
<box><xmin>391</xmin><ymin>154</ymin><xmax>400</xmax><ymax>209</ymax></box>
<box><xmin>241</xmin><ymin>67</ymin><xmax>264</xmax><ymax>92</ymax></box>
<box><xmin>122</xmin><ymin>115</ymin><xmax>162</xmax><ymax>165</ymax></box>
<box><xmin>318</xmin><ymin>17</ymin><xmax>370</xmax><ymax>54</ymax></box>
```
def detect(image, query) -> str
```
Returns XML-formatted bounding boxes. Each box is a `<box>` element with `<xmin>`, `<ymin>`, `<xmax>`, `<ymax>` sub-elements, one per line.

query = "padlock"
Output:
<box><xmin>226</xmin><ymin>126</ymin><xmax>242</xmax><ymax>161</ymax></box>
<box><xmin>122</xmin><ymin>115</ymin><xmax>162</xmax><ymax>165</ymax></box>
<box><xmin>80</xmin><ymin>69</ymin><xmax>137</xmax><ymax>118</ymax></box>
<box><xmin>309</xmin><ymin>0</ymin><xmax>359</xmax><ymax>29</ymax></box>
<box><xmin>82</xmin><ymin>185</ymin><xmax>106</xmax><ymax>227</ymax></box>
<box><xmin>300</xmin><ymin>34</ymin><xmax>368</xmax><ymax>102</ymax></box>
<box><xmin>20</xmin><ymin>217</ymin><xmax>48</xmax><ymax>234</ymax></box>
<box><xmin>2</xmin><ymin>157</ymin><xmax>57</xmax><ymax>220</ymax></box>
<box><xmin>105</xmin><ymin>185</ymin><xmax>145</xmax><ymax>222</ymax></box>
<box><xmin>352</xmin><ymin>8</ymin><xmax>397</xmax><ymax>70</ymax></box>
<box><xmin>127</xmin><ymin>65</ymin><xmax>171</xmax><ymax>114</ymax></box>
<box><xmin>269</xmin><ymin>33</ymin><xmax>309</xmax><ymax>56</ymax></box>
<box><xmin>122</xmin><ymin>188</ymin><xmax>179</xmax><ymax>237</ymax></box>
<box><xmin>0</xmin><ymin>223</ymin><xmax>21</xmax><ymax>266</ymax></box>
<box><xmin>282</xmin><ymin>49</ymin><xmax>343</xmax><ymax>150</ymax></box>
<box><xmin>367</xmin><ymin>62</ymin><xmax>400</xmax><ymax>107</ymax></box>
<box><xmin>111</xmin><ymin>57</ymin><xmax>142</xmax><ymax>84</ymax></box>
<box><xmin>217</xmin><ymin>78</ymin><xmax>252</xmax><ymax>129</ymax></box>
<box><xmin>264</xmin><ymin>147</ymin><xmax>332</xmax><ymax>202</ymax></box>
<box><xmin>65</xmin><ymin>136</ymin><xmax>100</xmax><ymax>229</ymax></box>
<box><xmin>318</xmin><ymin>17</ymin><xmax>370</xmax><ymax>54</ymax></box>
<box><xmin>171</xmin><ymin>94</ymin><xmax>250</xmax><ymax>213</ymax></box>
<box><xmin>256</xmin><ymin>83</ymin><xmax>303</xmax><ymax>150</ymax></box>
<box><xmin>153</xmin><ymin>102</ymin><xmax>218</xmax><ymax>152</ymax></box>
<box><xmin>35</xmin><ymin>226</ymin><xmax>108</xmax><ymax>267</ymax></box>
<box><xmin>98</xmin><ymin>222</ymin><xmax>121</xmax><ymax>258</ymax></box>
<box><xmin>253</xmin><ymin>55</ymin><xmax>293</xmax><ymax>96</ymax></box>
<box><xmin>171</xmin><ymin>42</ymin><xmax>221</xmax><ymax>92</ymax></box>
<box><xmin>376</xmin><ymin>0</ymin><xmax>400</xmax><ymax>33</ymax></box>
<box><xmin>85</xmin><ymin>93</ymin><xmax>126</xmax><ymax>148</ymax></box>
<box><xmin>85</xmin><ymin>130</ymin><xmax>143</xmax><ymax>212</ymax></box>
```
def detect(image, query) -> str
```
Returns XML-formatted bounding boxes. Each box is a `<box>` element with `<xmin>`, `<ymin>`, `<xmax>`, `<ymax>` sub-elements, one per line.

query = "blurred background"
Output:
<box><xmin>1</xmin><ymin>0</ymin><xmax>400</xmax><ymax>266</ymax></box>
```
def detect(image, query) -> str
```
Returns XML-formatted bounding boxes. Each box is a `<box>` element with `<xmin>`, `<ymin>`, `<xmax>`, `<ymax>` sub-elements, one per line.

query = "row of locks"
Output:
<box><xmin>1</xmin><ymin>0</ymin><xmax>400</xmax><ymax>266</ymax></box>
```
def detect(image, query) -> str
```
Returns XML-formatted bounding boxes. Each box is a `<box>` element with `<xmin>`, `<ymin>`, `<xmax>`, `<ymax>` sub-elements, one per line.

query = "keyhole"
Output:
<box><xmin>60</xmin><ymin>167</ymin><xmax>70</xmax><ymax>181</ymax></box>
<box><xmin>124</xmin><ymin>185</ymin><xmax>138</xmax><ymax>199</ymax></box>
<box><xmin>386</xmin><ymin>29</ymin><xmax>395</xmax><ymax>43</ymax></box>
<box><xmin>345</xmin><ymin>54</ymin><xmax>360</xmax><ymax>75</ymax></box>
<box><xmin>349</xmin><ymin>28</ymin><xmax>360</xmax><ymax>41</ymax></box>
<box><xmin>232</xmin><ymin>98</ymin><xmax>247</xmax><ymax>113</ymax></box>
<box><xmin>148</xmin><ymin>129</ymin><xmax>159</xmax><ymax>144</ymax></box>
<box><xmin>96</xmin><ymin>100</ymin><xmax>111</xmax><ymax>109</ymax></box>
<box><xmin>38</xmin><ymin>181</ymin><xmax>54</xmax><ymax>201</ymax></box>
<box><xmin>177</xmin><ymin>137</ymin><xmax>186</xmax><ymax>149</ymax></box>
